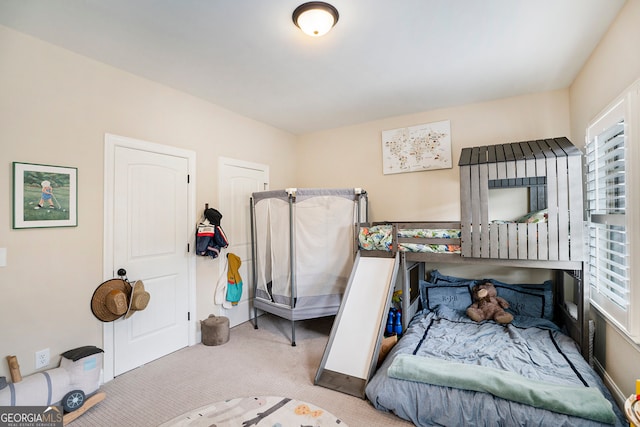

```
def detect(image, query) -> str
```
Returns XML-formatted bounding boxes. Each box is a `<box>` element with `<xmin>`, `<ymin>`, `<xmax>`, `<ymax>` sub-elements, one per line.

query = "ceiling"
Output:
<box><xmin>0</xmin><ymin>1</ymin><xmax>626</xmax><ymax>135</ymax></box>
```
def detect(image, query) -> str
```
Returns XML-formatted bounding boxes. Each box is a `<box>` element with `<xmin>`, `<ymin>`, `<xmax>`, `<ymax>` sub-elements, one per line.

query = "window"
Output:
<box><xmin>586</xmin><ymin>79</ymin><xmax>640</xmax><ymax>342</ymax></box>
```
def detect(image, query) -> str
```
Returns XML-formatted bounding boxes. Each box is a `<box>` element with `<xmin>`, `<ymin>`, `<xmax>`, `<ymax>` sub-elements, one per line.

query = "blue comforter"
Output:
<box><xmin>365</xmin><ymin>306</ymin><xmax>627</xmax><ymax>426</ymax></box>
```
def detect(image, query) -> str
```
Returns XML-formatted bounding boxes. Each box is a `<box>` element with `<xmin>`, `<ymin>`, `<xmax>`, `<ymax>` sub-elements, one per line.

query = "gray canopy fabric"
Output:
<box><xmin>251</xmin><ymin>188</ymin><xmax>364</xmax><ymax>324</ymax></box>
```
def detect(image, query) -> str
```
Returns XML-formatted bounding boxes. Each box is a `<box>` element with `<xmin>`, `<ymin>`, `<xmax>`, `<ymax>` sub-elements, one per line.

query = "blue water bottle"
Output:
<box><xmin>386</xmin><ymin>308</ymin><xmax>395</xmax><ymax>336</ymax></box>
<box><xmin>394</xmin><ymin>310</ymin><xmax>403</xmax><ymax>336</ymax></box>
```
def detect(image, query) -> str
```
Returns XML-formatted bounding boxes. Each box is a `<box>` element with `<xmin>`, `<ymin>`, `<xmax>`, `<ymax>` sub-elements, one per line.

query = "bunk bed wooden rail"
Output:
<box><xmin>358</xmin><ymin>137</ymin><xmax>589</xmax><ymax>357</ymax></box>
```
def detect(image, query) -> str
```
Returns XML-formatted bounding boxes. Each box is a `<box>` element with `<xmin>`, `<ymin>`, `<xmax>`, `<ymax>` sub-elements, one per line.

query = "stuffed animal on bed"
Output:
<box><xmin>466</xmin><ymin>282</ymin><xmax>513</xmax><ymax>324</ymax></box>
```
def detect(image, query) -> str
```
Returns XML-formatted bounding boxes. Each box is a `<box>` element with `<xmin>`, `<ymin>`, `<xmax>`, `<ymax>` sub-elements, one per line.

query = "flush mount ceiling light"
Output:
<box><xmin>292</xmin><ymin>2</ymin><xmax>339</xmax><ymax>37</ymax></box>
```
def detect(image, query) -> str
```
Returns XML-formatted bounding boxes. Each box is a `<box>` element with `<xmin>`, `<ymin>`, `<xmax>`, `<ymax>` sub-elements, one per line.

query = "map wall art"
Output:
<box><xmin>381</xmin><ymin>120</ymin><xmax>452</xmax><ymax>175</ymax></box>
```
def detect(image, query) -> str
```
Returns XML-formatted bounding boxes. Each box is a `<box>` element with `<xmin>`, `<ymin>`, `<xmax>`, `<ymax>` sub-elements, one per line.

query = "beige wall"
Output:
<box><xmin>0</xmin><ymin>25</ymin><xmax>297</xmax><ymax>380</ymax></box>
<box><xmin>296</xmin><ymin>90</ymin><xmax>570</xmax><ymax>222</ymax></box>
<box><xmin>295</xmin><ymin>91</ymin><xmax>568</xmax><ymax>313</ymax></box>
<box><xmin>569</xmin><ymin>0</ymin><xmax>640</xmax><ymax>402</ymax></box>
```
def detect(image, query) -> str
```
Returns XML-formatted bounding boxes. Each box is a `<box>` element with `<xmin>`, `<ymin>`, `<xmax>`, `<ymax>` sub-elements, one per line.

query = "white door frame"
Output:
<box><xmin>103</xmin><ymin>133</ymin><xmax>197</xmax><ymax>382</ymax></box>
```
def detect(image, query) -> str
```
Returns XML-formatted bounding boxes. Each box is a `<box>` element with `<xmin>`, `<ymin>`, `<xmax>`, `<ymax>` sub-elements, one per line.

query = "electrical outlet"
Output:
<box><xmin>35</xmin><ymin>348</ymin><xmax>50</xmax><ymax>369</ymax></box>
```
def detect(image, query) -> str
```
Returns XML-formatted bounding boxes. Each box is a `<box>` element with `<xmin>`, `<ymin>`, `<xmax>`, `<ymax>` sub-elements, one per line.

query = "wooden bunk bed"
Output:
<box><xmin>359</xmin><ymin>137</ymin><xmax>588</xmax><ymax>354</ymax></box>
<box><xmin>357</xmin><ymin>138</ymin><xmax>625</xmax><ymax>426</ymax></box>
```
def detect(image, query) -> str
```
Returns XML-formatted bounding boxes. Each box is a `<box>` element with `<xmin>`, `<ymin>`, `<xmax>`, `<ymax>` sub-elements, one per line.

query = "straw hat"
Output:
<box><xmin>91</xmin><ymin>279</ymin><xmax>132</xmax><ymax>322</ymax></box>
<box><xmin>124</xmin><ymin>280</ymin><xmax>151</xmax><ymax>319</ymax></box>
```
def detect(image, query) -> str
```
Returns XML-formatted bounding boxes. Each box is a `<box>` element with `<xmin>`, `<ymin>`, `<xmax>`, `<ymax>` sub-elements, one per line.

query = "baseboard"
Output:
<box><xmin>593</xmin><ymin>357</ymin><xmax>626</xmax><ymax>410</ymax></box>
<box><xmin>221</xmin><ymin>298</ymin><xmax>253</xmax><ymax>328</ymax></box>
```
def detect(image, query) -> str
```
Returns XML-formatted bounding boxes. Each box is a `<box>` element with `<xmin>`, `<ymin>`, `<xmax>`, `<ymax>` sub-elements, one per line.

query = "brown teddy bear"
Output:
<box><xmin>466</xmin><ymin>282</ymin><xmax>513</xmax><ymax>324</ymax></box>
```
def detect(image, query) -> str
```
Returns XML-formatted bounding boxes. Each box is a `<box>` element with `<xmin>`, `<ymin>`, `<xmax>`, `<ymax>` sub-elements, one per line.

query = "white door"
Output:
<box><xmin>112</xmin><ymin>145</ymin><xmax>190</xmax><ymax>376</ymax></box>
<box><xmin>218</xmin><ymin>157</ymin><xmax>269</xmax><ymax>327</ymax></box>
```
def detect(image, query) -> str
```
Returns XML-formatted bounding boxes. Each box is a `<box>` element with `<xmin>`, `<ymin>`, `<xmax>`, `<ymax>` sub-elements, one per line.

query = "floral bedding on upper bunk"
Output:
<box><xmin>358</xmin><ymin>225</ymin><xmax>395</xmax><ymax>251</ymax></box>
<box><xmin>358</xmin><ymin>224</ymin><xmax>462</xmax><ymax>254</ymax></box>
<box><xmin>358</xmin><ymin>209</ymin><xmax>548</xmax><ymax>255</ymax></box>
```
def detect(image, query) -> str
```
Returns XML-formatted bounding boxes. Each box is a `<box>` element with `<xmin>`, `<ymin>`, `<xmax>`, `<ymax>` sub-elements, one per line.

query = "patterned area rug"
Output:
<box><xmin>159</xmin><ymin>395</ymin><xmax>347</xmax><ymax>427</ymax></box>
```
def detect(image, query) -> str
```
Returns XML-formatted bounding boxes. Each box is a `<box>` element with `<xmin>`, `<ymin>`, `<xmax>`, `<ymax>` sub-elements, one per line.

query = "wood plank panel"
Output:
<box><xmin>471</xmin><ymin>165</ymin><xmax>481</xmax><ymax>257</ymax></box>
<box><xmin>498</xmin><ymin>223</ymin><xmax>508</xmax><ymax>259</ymax></box>
<box><xmin>538</xmin><ymin>222</ymin><xmax>548</xmax><ymax>260</ymax></box>
<box><xmin>487</xmin><ymin>145</ymin><xmax>497</xmax><ymax>180</ymax></box>
<box><xmin>518</xmin><ymin>223</ymin><xmax>528</xmax><ymax>259</ymax></box>
<box><xmin>459</xmin><ymin>148</ymin><xmax>472</xmax><ymax>166</ymax></box>
<box><xmin>530</xmin><ymin>140</ymin><xmax>547</xmax><ymax>179</ymax></box>
<box><xmin>546</xmin><ymin>155</ymin><xmax>559</xmax><ymax>261</ymax></box>
<box><xmin>487</xmin><ymin>145</ymin><xmax>496</xmax><ymax>163</ymax></box>
<box><xmin>508</xmin><ymin>222</ymin><xmax>518</xmax><ymax>259</ymax></box>
<box><xmin>460</xmin><ymin>165</ymin><xmax>472</xmax><ymax>257</ymax></box>
<box><xmin>490</xmin><ymin>221</ymin><xmax>499</xmax><ymax>258</ymax></box>
<box><xmin>504</xmin><ymin>143</ymin><xmax>516</xmax><ymax>179</ymax></box>
<box><xmin>470</xmin><ymin>147</ymin><xmax>480</xmax><ymax>165</ymax></box>
<box><xmin>512</xmin><ymin>143</ymin><xmax>526</xmax><ymax>177</ymax></box>
<box><xmin>479</xmin><ymin>163</ymin><xmax>489</xmax><ymax>257</ymax></box>
<box><xmin>551</xmin><ymin>140</ymin><xmax>570</xmax><ymax>260</ymax></box>
<box><xmin>521</xmin><ymin>142</ymin><xmax>536</xmax><ymax>182</ymax></box>
<box><xmin>528</xmin><ymin>223</ymin><xmax>538</xmax><ymax>259</ymax></box>
<box><xmin>567</xmin><ymin>155</ymin><xmax>584</xmax><ymax>260</ymax></box>
<box><xmin>496</xmin><ymin>144</ymin><xmax>506</xmax><ymax>178</ymax></box>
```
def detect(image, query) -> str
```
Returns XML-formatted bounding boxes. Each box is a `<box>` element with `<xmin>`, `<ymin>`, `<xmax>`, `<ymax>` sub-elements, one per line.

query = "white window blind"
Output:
<box><xmin>586</xmin><ymin>80</ymin><xmax>640</xmax><ymax>341</ymax></box>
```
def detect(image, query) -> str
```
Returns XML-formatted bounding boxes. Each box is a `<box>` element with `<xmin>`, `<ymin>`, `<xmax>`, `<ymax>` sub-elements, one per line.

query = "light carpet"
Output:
<box><xmin>70</xmin><ymin>314</ymin><xmax>411</xmax><ymax>427</ymax></box>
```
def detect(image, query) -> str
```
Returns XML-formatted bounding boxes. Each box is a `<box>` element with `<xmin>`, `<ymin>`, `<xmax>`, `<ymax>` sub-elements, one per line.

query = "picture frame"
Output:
<box><xmin>12</xmin><ymin>162</ymin><xmax>78</xmax><ymax>229</ymax></box>
<box><xmin>381</xmin><ymin>119</ymin><xmax>452</xmax><ymax>175</ymax></box>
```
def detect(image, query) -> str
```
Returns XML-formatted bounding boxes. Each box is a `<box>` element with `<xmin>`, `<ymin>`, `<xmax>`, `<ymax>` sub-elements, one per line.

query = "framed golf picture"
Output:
<box><xmin>12</xmin><ymin>162</ymin><xmax>78</xmax><ymax>229</ymax></box>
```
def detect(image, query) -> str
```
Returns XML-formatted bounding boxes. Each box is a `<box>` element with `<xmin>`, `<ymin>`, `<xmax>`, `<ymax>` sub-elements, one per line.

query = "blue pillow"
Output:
<box><xmin>419</xmin><ymin>280</ymin><xmax>474</xmax><ymax>312</ymax></box>
<box><xmin>429</xmin><ymin>269</ymin><xmax>474</xmax><ymax>284</ymax></box>
<box><xmin>428</xmin><ymin>270</ymin><xmax>554</xmax><ymax>320</ymax></box>
<box><xmin>487</xmin><ymin>279</ymin><xmax>554</xmax><ymax>320</ymax></box>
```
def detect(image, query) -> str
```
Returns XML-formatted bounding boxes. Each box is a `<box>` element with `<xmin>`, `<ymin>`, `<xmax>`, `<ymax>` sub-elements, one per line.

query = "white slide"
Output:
<box><xmin>315</xmin><ymin>252</ymin><xmax>399</xmax><ymax>397</ymax></box>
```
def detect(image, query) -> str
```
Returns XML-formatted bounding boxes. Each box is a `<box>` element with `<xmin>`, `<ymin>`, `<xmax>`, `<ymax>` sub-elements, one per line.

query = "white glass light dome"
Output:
<box><xmin>293</xmin><ymin>2</ymin><xmax>339</xmax><ymax>37</ymax></box>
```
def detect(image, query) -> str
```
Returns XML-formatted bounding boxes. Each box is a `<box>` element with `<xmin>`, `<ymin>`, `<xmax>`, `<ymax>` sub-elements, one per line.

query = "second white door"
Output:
<box><xmin>218</xmin><ymin>157</ymin><xmax>269</xmax><ymax>327</ymax></box>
